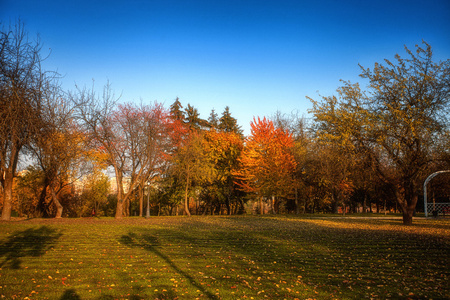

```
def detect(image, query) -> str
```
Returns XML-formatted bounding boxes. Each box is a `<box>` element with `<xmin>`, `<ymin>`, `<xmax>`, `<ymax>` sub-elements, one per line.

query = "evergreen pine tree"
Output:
<box><xmin>208</xmin><ymin>109</ymin><xmax>219</xmax><ymax>129</ymax></box>
<box><xmin>170</xmin><ymin>97</ymin><xmax>185</xmax><ymax>121</ymax></box>
<box><xmin>185</xmin><ymin>104</ymin><xmax>201</xmax><ymax>130</ymax></box>
<box><xmin>219</xmin><ymin>106</ymin><xmax>243</xmax><ymax>136</ymax></box>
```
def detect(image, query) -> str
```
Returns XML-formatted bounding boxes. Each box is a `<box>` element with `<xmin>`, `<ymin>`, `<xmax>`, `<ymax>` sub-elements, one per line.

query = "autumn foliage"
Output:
<box><xmin>234</xmin><ymin>117</ymin><xmax>297</xmax><ymax>212</ymax></box>
<box><xmin>2</xmin><ymin>23</ymin><xmax>449</xmax><ymax>223</ymax></box>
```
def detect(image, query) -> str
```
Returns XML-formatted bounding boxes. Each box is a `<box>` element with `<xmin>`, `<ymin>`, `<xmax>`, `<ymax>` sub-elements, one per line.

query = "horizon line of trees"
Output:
<box><xmin>1</xmin><ymin>22</ymin><xmax>449</xmax><ymax>224</ymax></box>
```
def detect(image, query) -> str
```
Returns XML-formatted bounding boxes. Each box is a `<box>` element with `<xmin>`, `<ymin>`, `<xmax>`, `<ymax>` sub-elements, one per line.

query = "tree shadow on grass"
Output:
<box><xmin>0</xmin><ymin>226</ymin><xmax>62</xmax><ymax>269</ymax></box>
<box><xmin>119</xmin><ymin>232</ymin><xmax>218</xmax><ymax>300</ymax></box>
<box><xmin>226</xmin><ymin>216</ymin><xmax>450</xmax><ymax>298</ymax></box>
<box><xmin>59</xmin><ymin>289</ymin><xmax>81</xmax><ymax>300</ymax></box>
<box><xmin>96</xmin><ymin>294</ymin><xmax>142</xmax><ymax>300</ymax></box>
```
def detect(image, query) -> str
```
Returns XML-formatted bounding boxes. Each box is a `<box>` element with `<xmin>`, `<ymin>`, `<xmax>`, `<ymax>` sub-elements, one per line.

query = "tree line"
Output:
<box><xmin>1</xmin><ymin>22</ymin><xmax>449</xmax><ymax>224</ymax></box>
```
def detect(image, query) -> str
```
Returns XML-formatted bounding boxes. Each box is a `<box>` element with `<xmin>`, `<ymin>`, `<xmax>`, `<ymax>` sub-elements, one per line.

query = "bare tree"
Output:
<box><xmin>72</xmin><ymin>84</ymin><xmax>169</xmax><ymax>218</ymax></box>
<box><xmin>0</xmin><ymin>21</ymin><xmax>54</xmax><ymax>220</ymax></box>
<box><xmin>115</xmin><ymin>101</ymin><xmax>169</xmax><ymax>217</ymax></box>
<box><xmin>30</xmin><ymin>85</ymin><xmax>86</xmax><ymax>218</ymax></box>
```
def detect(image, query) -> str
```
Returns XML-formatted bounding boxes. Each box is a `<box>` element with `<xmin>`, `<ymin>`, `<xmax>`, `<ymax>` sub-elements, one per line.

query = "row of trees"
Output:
<box><xmin>1</xmin><ymin>22</ymin><xmax>449</xmax><ymax>224</ymax></box>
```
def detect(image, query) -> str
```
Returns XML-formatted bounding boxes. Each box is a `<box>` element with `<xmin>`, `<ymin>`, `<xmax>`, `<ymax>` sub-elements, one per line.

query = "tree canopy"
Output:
<box><xmin>309</xmin><ymin>42</ymin><xmax>450</xmax><ymax>224</ymax></box>
<box><xmin>2</xmin><ymin>22</ymin><xmax>449</xmax><ymax>224</ymax></box>
<box><xmin>234</xmin><ymin>117</ymin><xmax>297</xmax><ymax>213</ymax></box>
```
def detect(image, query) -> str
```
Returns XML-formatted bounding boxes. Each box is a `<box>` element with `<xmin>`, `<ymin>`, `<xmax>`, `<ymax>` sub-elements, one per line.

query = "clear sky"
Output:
<box><xmin>2</xmin><ymin>0</ymin><xmax>450</xmax><ymax>135</ymax></box>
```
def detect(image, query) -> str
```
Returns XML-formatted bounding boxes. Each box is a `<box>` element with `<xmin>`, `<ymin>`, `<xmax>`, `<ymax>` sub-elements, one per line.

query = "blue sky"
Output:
<box><xmin>2</xmin><ymin>0</ymin><xmax>450</xmax><ymax>135</ymax></box>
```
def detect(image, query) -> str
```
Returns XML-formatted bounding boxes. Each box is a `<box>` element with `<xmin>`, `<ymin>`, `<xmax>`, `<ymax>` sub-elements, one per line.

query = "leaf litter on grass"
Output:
<box><xmin>0</xmin><ymin>216</ymin><xmax>449</xmax><ymax>299</ymax></box>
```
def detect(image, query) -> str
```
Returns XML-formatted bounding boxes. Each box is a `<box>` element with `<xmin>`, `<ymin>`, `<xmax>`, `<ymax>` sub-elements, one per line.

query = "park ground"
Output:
<box><xmin>0</xmin><ymin>215</ymin><xmax>449</xmax><ymax>299</ymax></box>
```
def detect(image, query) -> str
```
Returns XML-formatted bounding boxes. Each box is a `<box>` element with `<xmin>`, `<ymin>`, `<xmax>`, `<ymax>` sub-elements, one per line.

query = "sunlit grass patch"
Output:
<box><xmin>0</xmin><ymin>216</ymin><xmax>449</xmax><ymax>299</ymax></box>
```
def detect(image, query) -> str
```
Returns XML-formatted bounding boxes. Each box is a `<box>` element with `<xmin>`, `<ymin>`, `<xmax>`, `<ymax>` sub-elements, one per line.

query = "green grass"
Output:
<box><xmin>0</xmin><ymin>216</ymin><xmax>449</xmax><ymax>299</ymax></box>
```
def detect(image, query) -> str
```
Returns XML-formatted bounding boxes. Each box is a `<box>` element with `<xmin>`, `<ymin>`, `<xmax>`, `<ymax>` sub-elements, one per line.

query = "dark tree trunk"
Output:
<box><xmin>225</xmin><ymin>198</ymin><xmax>231</xmax><ymax>215</ymax></box>
<box><xmin>139</xmin><ymin>185</ymin><xmax>143</xmax><ymax>217</ymax></box>
<box><xmin>37</xmin><ymin>177</ymin><xmax>51</xmax><ymax>218</ymax></box>
<box><xmin>1</xmin><ymin>173</ymin><xmax>14</xmax><ymax>220</ymax></box>
<box><xmin>51</xmin><ymin>188</ymin><xmax>63</xmax><ymax>218</ymax></box>
<box><xmin>402</xmin><ymin>211</ymin><xmax>413</xmax><ymax>225</ymax></box>
<box><xmin>331</xmin><ymin>192</ymin><xmax>339</xmax><ymax>214</ymax></box>
<box><xmin>396</xmin><ymin>186</ymin><xmax>418</xmax><ymax>225</ymax></box>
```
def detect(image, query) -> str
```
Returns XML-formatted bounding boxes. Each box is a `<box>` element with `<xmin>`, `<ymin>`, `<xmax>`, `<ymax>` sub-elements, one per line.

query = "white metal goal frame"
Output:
<box><xmin>424</xmin><ymin>170</ymin><xmax>450</xmax><ymax>217</ymax></box>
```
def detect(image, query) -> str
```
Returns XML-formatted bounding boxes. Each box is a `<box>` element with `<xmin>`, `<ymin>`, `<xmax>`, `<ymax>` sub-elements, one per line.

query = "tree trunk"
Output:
<box><xmin>115</xmin><ymin>195</ymin><xmax>124</xmax><ymax>218</ymax></box>
<box><xmin>295</xmin><ymin>187</ymin><xmax>299</xmax><ymax>215</ymax></box>
<box><xmin>363</xmin><ymin>193</ymin><xmax>367</xmax><ymax>213</ymax></box>
<box><xmin>114</xmin><ymin>168</ymin><xmax>124</xmax><ymax>218</ymax></box>
<box><xmin>397</xmin><ymin>189</ymin><xmax>418</xmax><ymax>225</ymax></box>
<box><xmin>202</xmin><ymin>201</ymin><xmax>208</xmax><ymax>216</ymax></box>
<box><xmin>403</xmin><ymin>195</ymin><xmax>418</xmax><ymax>225</ymax></box>
<box><xmin>272</xmin><ymin>195</ymin><xmax>277</xmax><ymax>214</ymax></box>
<box><xmin>239</xmin><ymin>198</ymin><xmax>245</xmax><ymax>214</ymax></box>
<box><xmin>225</xmin><ymin>197</ymin><xmax>231</xmax><ymax>215</ymax></box>
<box><xmin>226</xmin><ymin>180</ymin><xmax>233</xmax><ymax>215</ymax></box>
<box><xmin>259</xmin><ymin>197</ymin><xmax>263</xmax><ymax>214</ymax></box>
<box><xmin>37</xmin><ymin>177</ymin><xmax>51</xmax><ymax>217</ymax></box>
<box><xmin>51</xmin><ymin>188</ymin><xmax>63</xmax><ymax>218</ymax></box>
<box><xmin>157</xmin><ymin>200</ymin><xmax>161</xmax><ymax>216</ymax></box>
<box><xmin>303</xmin><ymin>196</ymin><xmax>306</xmax><ymax>214</ymax></box>
<box><xmin>304</xmin><ymin>187</ymin><xmax>311</xmax><ymax>214</ymax></box>
<box><xmin>184</xmin><ymin>175</ymin><xmax>191</xmax><ymax>216</ymax></box>
<box><xmin>139</xmin><ymin>185</ymin><xmax>143</xmax><ymax>217</ymax></box>
<box><xmin>233</xmin><ymin>202</ymin><xmax>239</xmax><ymax>214</ymax></box>
<box><xmin>331</xmin><ymin>192</ymin><xmax>339</xmax><ymax>214</ymax></box>
<box><xmin>402</xmin><ymin>210</ymin><xmax>413</xmax><ymax>225</ymax></box>
<box><xmin>1</xmin><ymin>173</ymin><xmax>13</xmax><ymax>220</ymax></box>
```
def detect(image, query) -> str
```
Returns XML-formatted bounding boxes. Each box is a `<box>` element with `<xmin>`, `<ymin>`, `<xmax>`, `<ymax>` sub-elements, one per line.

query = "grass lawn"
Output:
<box><xmin>0</xmin><ymin>215</ymin><xmax>449</xmax><ymax>299</ymax></box>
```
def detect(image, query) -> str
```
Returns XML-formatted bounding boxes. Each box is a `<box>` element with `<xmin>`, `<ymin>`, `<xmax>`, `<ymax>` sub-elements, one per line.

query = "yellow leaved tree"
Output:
<box><xmin>309</xmin><ymin>42</ymin><xmax>450</xmax><ymax>225</ymax></box>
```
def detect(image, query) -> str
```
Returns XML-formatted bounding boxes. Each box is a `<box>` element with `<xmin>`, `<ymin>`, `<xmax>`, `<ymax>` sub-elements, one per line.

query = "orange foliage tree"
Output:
<box><xmin>234</xmin><ymin>117</ymin><xmax>297</xmax><ymax>213</ymax></box>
